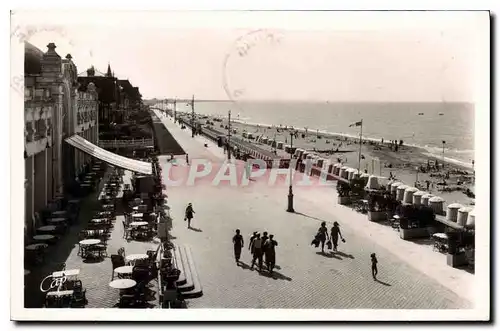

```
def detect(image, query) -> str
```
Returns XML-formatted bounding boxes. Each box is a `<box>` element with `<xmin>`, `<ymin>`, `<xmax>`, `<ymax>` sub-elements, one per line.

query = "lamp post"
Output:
<box><xmin>287</xmin><ymin>131</ymin><xmax>295</xmax><ymax>213</ymax></box>
<box><xmin>191</xmin><ymin>95</ymin><xmax>195</xmax><ymax>138</ymax></box>
<box><xmin>227</xmin><ymin>110</ymin><xmax>232</xmax><ymax>161</ymax></box>
<box><xmin>442</xmin><ymin>140</ymin><xmax>446</xmax><ymax>168</ymax></box>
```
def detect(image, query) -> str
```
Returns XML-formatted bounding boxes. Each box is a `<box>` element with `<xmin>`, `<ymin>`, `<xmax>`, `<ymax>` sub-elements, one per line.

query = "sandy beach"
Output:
<box><xmin>200</xmin><ymin>116</ymin><xmax>475</xmax><ymax>208</ymax></box>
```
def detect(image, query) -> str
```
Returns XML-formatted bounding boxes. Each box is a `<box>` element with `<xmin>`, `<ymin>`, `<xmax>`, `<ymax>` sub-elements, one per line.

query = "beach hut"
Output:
<box><xmin>412</xmin><ymin>191</ymin><xmax>426</xmax><ymax>206</ymax></box>
<box><xmin>277</xmin><ymin>141</ymin><xmax>284</xmax><ymax>149</ymax></box>
<box><xmin>317</xmin><ymin>158</ymin><xmax>325</xmax><ymax>168</ymax></box>
<box><xmin>446</xmin><ymin>203</ymin><xmax>464</xmax><ymax>223</ymax></box>
<box><xmin>348</xmin><ymin>169</ymin><xmax>360</xmax><ymax>181</ymax></box>
<box><xmin>466</xmin><ymin>209</ymin><xmax>475</xmax><ymax>228</ymax></box>
<box><xmin>294</xmin><ymin>148</ymin><xmax>305</xmax><ymax>159</ymax></box>
<box><xmin>390</xmin><ymin>182</ymin><xmax>402</xmax><ymax>195</ymax></box>
<box><xmin>365</xmin><ymin>175</ymin><xmax>380</xmax><ymax>190</ymax></box>
<box><xmin>359</xmin><ymin>173</ymin><xmax>370</xmax><ymax>187</ymax></box>
<box><xmin>396</xmin><ymin>184</ymin><xmax>408</xmax><ymax>201</ymax></box>
<box><xmin>262</xmin><ymin>136</ymin><xmax>269</xmax><ymax>144</ymax></box>
<box><xmin>340</xmin><ymin>166</ymin><xmax>349</xmax><ymax>179</ymax></box>
<box><xmin>242</xmin><ymin>132</ymin><xmax>248</xmax><ymax>138</ymax></box>
<box><xmin>333</xmin><ymin>163</ymin><xmax>342</xmax><ymax>176</ymax></box>
<box><xmin>429</xmin><ymin>196</ymin><xmax>445</xmax><ymax>215</ymax></box>
<box><xmin>403</xmin><ymin>187</ymin><xmax>419</xmax><ymax>204</ymax></box>
<box><xmin>421</xmin><ymin>193</ymin><xmax>434</xmax><ymax>206</ymax></box>
<box><xmin>457</xmin><ymin>206</ymin><xmax>473</xmax><ymax>227</ymax></box>
<box><xmin>247</xmin><ymin>133</ymin><xmax>254</xmax><ymax>139</ymax></box>
<box><xmin>378</xmin><ymin>177</ymin><xmax>389</xmax><ymax>190</ymax></box>
<box><xmin>270</xmin><ymin>140</ymin><xmax>276</xmax><ymax>147</ymax></box>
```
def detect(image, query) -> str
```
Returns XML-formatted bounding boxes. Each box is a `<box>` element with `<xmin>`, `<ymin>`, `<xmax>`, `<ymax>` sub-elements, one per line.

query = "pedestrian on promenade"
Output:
<box><xmin>266</xmin><ymin>234</ymin><xmax>278</xmax><ymax>272</ymax></box>
<box><xmin>184</xmin><ymin>203</ymin><xmax>195</xmax><ymax>228</ymax></box>
<box><xmin>330</xmin><ymin>221</ymin><xmax>344</xmax><ymax>252</ymax></box>
<box><xmin>186</xmin><ymin>153</ymin><xmax>189</xmax><ymax>165</ymax></box>
<box><xmin>232</xmin><ymin>229</ymin><xmax>244</xmax><ymax>264</ymax></box>
<box><xmin>371</xmin><ymin>253</ymin><xmax>378</xmax><ymax>280</ymax></box>
<box><xmin>317</xmin><ymin>222</ymin><xmax>329</xmax><ymax>253</ymax></box>
<box><xmin>261</xmin><ymin>231</ymin><xmax>269</xmax><ymax>268</ymax></box>
<box><xmin>251</xmin><ymin>233</ymin><xmax>264</xmax><ymax>271</ymax></box>
<box><xmin>249</xmin><ymin>231</ymin><xmax>258</xmax><ymax>255</ymax></box>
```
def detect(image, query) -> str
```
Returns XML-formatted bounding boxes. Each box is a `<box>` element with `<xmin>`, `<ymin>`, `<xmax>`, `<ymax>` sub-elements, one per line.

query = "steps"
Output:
<box><xmin>173</xmin><ymin>244</ymin><xmax>203</xmax><ymax>299</ymax></box>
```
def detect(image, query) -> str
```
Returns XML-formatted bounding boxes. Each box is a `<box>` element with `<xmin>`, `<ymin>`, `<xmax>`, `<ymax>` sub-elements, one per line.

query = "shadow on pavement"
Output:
<box><xmin>316</xmin><ymin>251</ymin><xmax>342</xmax><ymax>260</ymax></box>
<box><xmin>188</xmin><ymin>227</ymin><xmax>203</xmax><ymax>232</ymax></box>
<box><xmin>237</xmin><ymin>261</ymin><xmax>252</xmax><ymax>270</ymax></box>
<box><xmin>335</xmin><ymin>251</ymin><xmax>355</xmax><ymax>259</ymax></box>
<box><xmin>258</xmin><ymin>269</ymin><xmax>292</xmax><ymax>281</ymax></box>
<box><xmin>294</xmin><ymin>212</ymin><xmax>329</xmax><ymax>223</ymax></box>
<box><xmin>375</xmin><ymin>279</ymin><xmax>392</xmax><ymax>286</ymax></box>
<box><xmin>82</xmin><ymin>256</ymin><xmax>106</xmax><ymax>264</ymax></box>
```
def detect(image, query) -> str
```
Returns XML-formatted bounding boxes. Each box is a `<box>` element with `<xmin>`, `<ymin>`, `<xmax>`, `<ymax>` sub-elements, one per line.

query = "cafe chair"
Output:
<box><xmin>111</xmin><ymin>254</ymin><xmax>125</xmax><ymax>280</ymax></box>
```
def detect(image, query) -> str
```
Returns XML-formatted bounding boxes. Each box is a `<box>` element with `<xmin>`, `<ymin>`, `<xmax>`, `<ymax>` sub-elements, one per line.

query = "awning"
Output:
<box><xmin>65</xmin><ymin>135</ymin><xmax>153</xmax><ymax>175</ymax></box>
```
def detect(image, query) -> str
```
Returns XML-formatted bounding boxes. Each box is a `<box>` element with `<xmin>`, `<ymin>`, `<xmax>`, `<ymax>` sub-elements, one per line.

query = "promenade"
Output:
<box><xmin>153</xmin><ymin>109</ymin><xmax>473</xmax><ymax>309</ymax></box>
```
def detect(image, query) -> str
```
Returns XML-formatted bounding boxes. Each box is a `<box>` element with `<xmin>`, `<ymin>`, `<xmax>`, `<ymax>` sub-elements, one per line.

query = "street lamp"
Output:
<box><xmin>287</xmin><ymin>131</ymin><xmax>296</xmax><ymax>213</ymax></box>
<box><xmin>442</xmin><ymin>140</ymin><xmax>446</xmax><ymax>168</ymax></box>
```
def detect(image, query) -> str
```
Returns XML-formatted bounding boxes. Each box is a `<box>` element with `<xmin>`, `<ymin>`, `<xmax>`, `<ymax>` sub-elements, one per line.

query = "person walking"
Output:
<box><xmin>184</xmin><ymin>203</ymin><xmax>195</xmax><ymax>228</ymax></box>
<box><xmin>250</xmin><ymin>233</ymin><xmax>264</xmax><ymax>271</ymax></box>
<box><xmin>232</xmin><ymin>229</ymin><xmax>244</xmax><ymax>264</ymax></box>
<box><xmin>330</xmin><ymin>221</ymin><xmax>344</xmax><ymax>252</ymax></box>
<box><xmin>249</xmin><ymin>231</ymin><xmax>258</xmax><ymax>255</ymax></box>
<box><xmin>261</xmin><ymin>231</ymin><xmax>269</xmax><ymax>269</ymax></box>
<box><xmin>186</xmin><ymin>153</ymin><xmax>189</xmax><ymax>165</ymax></box>
<box><xmin>317</xmin><ymin>222</ymin><xmax>329</xmax><ymax>253</ymax></box>
<box><xmin>371</xmin><ymin>253</ymin><xmax>378</xmax><ymax>280</ymax></box>
<box><xmin>266</xmin><ymin>234</ymin><xmax>278</xmax><ymax>272</ymax></box>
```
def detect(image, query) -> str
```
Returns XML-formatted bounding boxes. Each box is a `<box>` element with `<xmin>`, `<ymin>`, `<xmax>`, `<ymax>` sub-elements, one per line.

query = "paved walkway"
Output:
<box><xmin>153</xmin><ymin>109</ymin><xmax>473</xmax><ymax>309</ymax></box>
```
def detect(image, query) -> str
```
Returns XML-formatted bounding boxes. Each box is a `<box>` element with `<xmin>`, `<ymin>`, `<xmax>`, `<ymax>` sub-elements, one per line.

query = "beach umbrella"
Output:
<box><xmin>466</xmin><ymin>209</ymin><xmax>475</xmax><ymax>228</ymax></box>
<box><xmin>446</xmin><ymin>203</ymin><xmax>464</xmax><ymax>223</ymax></box>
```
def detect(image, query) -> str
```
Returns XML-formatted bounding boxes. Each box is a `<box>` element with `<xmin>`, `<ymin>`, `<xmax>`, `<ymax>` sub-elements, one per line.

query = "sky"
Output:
<box><xmin>12</xmin><ymin>11</ymin><xmax>488</xmax><ymax>102</ymax></box>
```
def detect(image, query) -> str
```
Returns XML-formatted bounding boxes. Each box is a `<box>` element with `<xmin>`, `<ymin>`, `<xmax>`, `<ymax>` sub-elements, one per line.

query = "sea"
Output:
<box><xmin>170</xmin><ymin>101</ymin><xmax>475</xmax><ymax>169</ymax></box>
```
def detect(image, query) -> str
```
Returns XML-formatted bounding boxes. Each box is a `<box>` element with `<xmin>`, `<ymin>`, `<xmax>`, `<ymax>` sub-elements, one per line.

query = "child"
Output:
<box><xmin>371</xmin><ymin>253</ymin><xmax>378</xmax><ymax>280</ymax></box>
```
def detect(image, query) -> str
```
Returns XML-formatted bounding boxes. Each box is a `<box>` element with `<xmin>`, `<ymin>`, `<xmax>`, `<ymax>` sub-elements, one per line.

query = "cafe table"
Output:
<box><xmin>33</xmin><ymin>234</ymin><xmax>55</xmax><ymax>242</ymax></box>
<box><xmin>79</xmin><ymin>239</ymin><xmax>101</xmax><ymax>246</ymax></box>
<box><xmin>126</xmin><ymin>254</ymin><xmax>149</xmax><ymax>263</ymax></box>
<box><xmin>37</xmin><ymin>225</ymin><xmax>57</xmax><ymax>232</ymax></box>
<box><xmin>109</xmin><ymin>279</ymin><xmax>136</xmax><ymax>290</ymax></box>
<box><xmin>53</xmin><ymin>269</ymin><xmax>80</xmax><ymax>278</ymax></box>
<box><xmin>114</xmin><ymin>266</ymin><xmax>134</xmax><ymax>278</ymax></box>
<box><xmin>47</xmin><ymin>218</ymin><xmax>67</xmax><ymax>225</ymax></box>
<box><xmin>130</xmin><ymin>221</ymin><xmax>148</xmax><ymax>227</ymax></box>
<box><xmin>25</xmin><ymin>243</ymin><xmax>48</xmax><ymax>250</ymax></box>
<box><xmin>46</xmin><ymin>290</ymin><xmax>74</xmax><ymax>297</ymax></box>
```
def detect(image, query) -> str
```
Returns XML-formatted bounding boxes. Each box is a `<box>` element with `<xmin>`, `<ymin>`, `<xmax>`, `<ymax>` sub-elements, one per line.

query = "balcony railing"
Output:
<box><xmin>98</xmin><ymin>138</ymin><xmax>154</xmax><ymax>149</ymax></box>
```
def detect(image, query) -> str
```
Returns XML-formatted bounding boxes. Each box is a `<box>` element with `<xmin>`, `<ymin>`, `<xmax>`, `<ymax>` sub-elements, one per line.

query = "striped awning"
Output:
<box><xmin>65</xmin><ymin>135</ymin><xmax>152</xmax><ymax>175</ymax></box>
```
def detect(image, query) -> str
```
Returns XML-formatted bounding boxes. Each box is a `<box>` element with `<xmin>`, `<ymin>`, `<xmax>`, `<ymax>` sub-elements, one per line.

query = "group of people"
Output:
<box><xmin>232</xmin><ymin>230</ymin><xmax>278</xmax><ymax>273</ymax></box>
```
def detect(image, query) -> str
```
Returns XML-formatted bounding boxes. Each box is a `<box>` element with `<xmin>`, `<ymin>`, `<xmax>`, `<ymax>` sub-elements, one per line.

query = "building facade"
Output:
<box><xmin>24</xmin><ymin>42</ymin><xmax>98</xmax><ymax>237</ymax></box>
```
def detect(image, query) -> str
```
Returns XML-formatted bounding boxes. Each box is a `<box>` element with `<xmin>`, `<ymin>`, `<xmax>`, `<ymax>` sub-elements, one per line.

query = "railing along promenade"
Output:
<box><xmin>98</xmin><ymin>138</ymin><xmax>154</xmax><ymax>149</ymax></box>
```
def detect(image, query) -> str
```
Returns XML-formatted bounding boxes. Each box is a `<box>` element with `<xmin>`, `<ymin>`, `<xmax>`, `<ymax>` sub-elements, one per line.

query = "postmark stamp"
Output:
<box><xmin>222</xmin><ymin>29</ymin><xmax>285</xmax><ymax>108</ymax></box>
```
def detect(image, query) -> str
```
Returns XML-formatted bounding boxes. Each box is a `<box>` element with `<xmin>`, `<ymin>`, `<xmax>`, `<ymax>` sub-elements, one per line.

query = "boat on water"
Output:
<box><xmin>439</xmin><ymin>113</ymin><xmax>444</xmax><ymax>115</ymax></box>
<box><xmin>418</xmin><ymin>112</ymin><xmax>424</xmax><ymax>115</ymax></box>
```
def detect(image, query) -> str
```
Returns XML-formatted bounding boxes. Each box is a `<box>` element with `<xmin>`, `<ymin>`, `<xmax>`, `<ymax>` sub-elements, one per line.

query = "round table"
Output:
<box><xmin>33</xmin><ymin>234</ymin><xmax>55</xmax><ymax>241</ymax></box>
<box><xmin>37</xmin><ymin>225</ymin><xmax>57</xmax><ymax>232</ymax></box>
<box><xmin>79</xmin><ymin>239</ymin><xmax>101</xmax><ymax>246</ymax></box>
<box><xmin>25</xmin><ymin>243</ymin><xmax>48</xmax><ymax>250</ymax></box>
<box><xmin>114</xmin><ymin>265</ymin><xmax>134</xmax><ymax>276</ymax></box>
<box><xmin>109</xmin><ymin>279</ymin><xmax>136</xmax><ymax>290</ymax></box>
<box><xmin>52</xmin><ymin>211</ymin><xmax>67</xmax><ymax>216</ymax></box>
<box><xmin>130</xmin><ymin>221</ymin><xmax>148</xmax><ymax>227</ymax></box>
<box><xmin>48</xmin><ymin>218</ymin><xmax>66</xmax><ymax>224</ymax></box>
<box><xmin>126</xmin><ymin>254</ymin><xmax>148</xmax><ymax>262</ymax></box>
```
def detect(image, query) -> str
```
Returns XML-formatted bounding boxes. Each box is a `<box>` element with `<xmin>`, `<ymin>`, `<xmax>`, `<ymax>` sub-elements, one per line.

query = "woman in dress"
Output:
<box><xmin>266</xmin><ymin>234</ymin><xmax>278</xmax><ymax>272</ymax></box>
<box><xmin>317</xmin><ymin>222</ymin><xmax>329</xmax><ymax>253</ymax></box>
<box><xmin>330</xmin><ymin>221</ymin><xmax>344</xmax><ymax>252</ymax></box>
<box><xmin>232</xmin><ymin>229</ymin><xmax>244</xmax><ymax>264</ymax></box>
<box><xmin>185</xmin><ymin>203</ymin><xmax>195</xmax><ymax>228</ymax></box>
